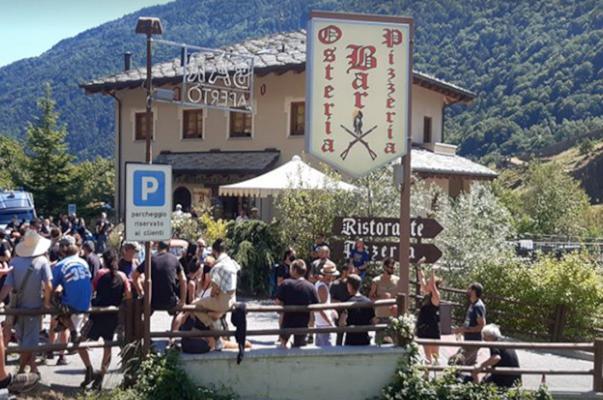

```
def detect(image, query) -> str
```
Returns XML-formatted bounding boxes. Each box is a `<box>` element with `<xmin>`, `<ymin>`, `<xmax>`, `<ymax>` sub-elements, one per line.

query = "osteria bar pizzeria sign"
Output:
<box><xmin>306</xmin><ymin>12</ymin><xmax>412</xmax><ymax>177</ymax></box>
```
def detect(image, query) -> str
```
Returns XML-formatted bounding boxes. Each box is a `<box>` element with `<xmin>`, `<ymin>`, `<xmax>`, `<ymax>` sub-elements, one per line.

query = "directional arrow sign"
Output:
<box><xmin>332</xmin><ymin>217</ymin><xmax>443</xmax><ymax>239</ymax></box>
<box><xmin>331</xmin><ymin>240</ymin><xmax>442</xmax><ymax>264</ymax></box>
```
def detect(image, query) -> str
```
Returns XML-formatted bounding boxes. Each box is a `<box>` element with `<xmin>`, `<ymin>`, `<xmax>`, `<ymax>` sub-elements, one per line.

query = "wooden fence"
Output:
<box><xmin>0</xmin><ymin>294</ymin><xmax>602</xmax><ymax>392</ymax></box>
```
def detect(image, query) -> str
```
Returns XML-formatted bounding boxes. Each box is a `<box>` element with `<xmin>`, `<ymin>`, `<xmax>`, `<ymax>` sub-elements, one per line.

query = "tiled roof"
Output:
<box><xmin>81</xmin><ymin>30</ymin><xmax>475</xmax><ymax>101</ymax></box>
<box><xmin>155</xmin><ymin>150</ymin><xmax>280</xmax><ymax>173</ymax></box>
<box><xmin>410</xmin><ymin>148</ymin><xmax>498</xmax><ymax>179</ymax></box>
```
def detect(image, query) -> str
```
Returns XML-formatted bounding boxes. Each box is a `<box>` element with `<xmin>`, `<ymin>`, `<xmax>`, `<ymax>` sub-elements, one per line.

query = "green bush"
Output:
<box><xmin>471</xmin><ymin>252</ymin><xmax>603</xmax><ymax>340</ymax></box>
<box><xmin>376</xmin><ymin>343</ymin><xmax>552</xmax><ymax>400</ymax></box>
<box><xmin>82</xmin><ymin>350</ymin><xmax>236</xmax><ymax>400</ymax></box>
<box><xmin>226</xmin><ymin>219</ymin><xmax>284</xmax><ymax>297</ymax></box>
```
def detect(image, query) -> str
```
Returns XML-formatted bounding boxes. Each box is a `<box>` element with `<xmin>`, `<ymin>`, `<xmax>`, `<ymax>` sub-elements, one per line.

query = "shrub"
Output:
<box><xmin>471</xmin><ymin>252</ymin><xmax>603</xmax><ymax>340</ymax></box>
<box><xmin>82</xmin><ymin>349</ymin><xmax>236</xmax><ymax>400</ymax></box>
<box><xmin>376</xmin><ymin>343</ymin><xmax>552</xmax><ymax>400</ymax></box>
<box><xmin>199</xmin><ymin>212</ymin><xmax>228</xmax><ymax>244</ymax></box>
<box><xmin>226</xmin><ymin>219</ymin><xmax>284</xmax><ymax>296</ymax></box>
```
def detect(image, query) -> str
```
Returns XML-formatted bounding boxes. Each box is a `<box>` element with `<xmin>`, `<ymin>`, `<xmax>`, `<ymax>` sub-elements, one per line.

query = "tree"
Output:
<box><xmin>436</xmin><ymin>183</ymin><xmax>515</xmax><ymax>285</ymax></box>
<box><xmin>69</xmin><ymin>157</ymin><xmax>115</xmax><ymax>219</ymax></box>
<box><xmin>579</xmin><ymin>138</ymin><xmax>595</xmax><ymax>155</ymax></box>
<box><xmin>274</xmin><ymin>161</ymin><xmax>357</xmax><ymax>260</ymax></box>
<box><xmin>0</xmin><ymin>135</ymin><xmax>27</xmax><ymax>189</ymax></box>
<box><xmin>24</xmin><ymin>83</ymin><xmax>74</xmax><ymax>217</ymax></box>
<box><xmin>520</xmin><ymin>162</ymin><xmax>590</xmax><ymax>236</ymax></box>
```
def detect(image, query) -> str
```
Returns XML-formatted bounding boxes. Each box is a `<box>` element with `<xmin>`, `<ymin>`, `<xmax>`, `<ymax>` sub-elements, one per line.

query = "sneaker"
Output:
<box><xmin>56</xmin><ymin>356</ymin><xmax>69</xmax><ymax>366</ymax></box>
<box><xmin>45</xmin><ymin>351</ymin><xmax>54</xmax><ymax>361</ymax></box>
<box><xmin>80</xmin><ymin>366</ymin><xmax>94</xmax><ymax>388</ymax></box>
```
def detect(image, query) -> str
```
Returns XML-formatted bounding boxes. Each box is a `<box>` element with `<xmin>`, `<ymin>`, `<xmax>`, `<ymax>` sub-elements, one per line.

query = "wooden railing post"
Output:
<box><xmin>396</xmin><ymin>293</ymin><xmax>407</xmax><ymax>316</ymax></box>
<box><xmin>123</xmin><ymin>298</ymin><xmax>134</xmax><ymax>343</ymax></box>
<box><xmin>594</xmin><ymin>338</ymin><xmax>603</xmax><ymax>392</ymax></box>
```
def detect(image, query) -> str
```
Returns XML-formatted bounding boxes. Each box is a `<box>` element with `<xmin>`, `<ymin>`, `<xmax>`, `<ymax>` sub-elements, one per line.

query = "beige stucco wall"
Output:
<box><xmin>113</xmin><ymin>71</ymin><xmax>447</xmax><ymax>214</ymax></box>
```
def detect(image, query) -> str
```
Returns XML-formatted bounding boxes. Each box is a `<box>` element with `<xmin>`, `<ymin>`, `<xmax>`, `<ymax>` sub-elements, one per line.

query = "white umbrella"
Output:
<box><xmin>219</xmin><ymin>155</ymin><xmax>358</xmax><ymax>197</ymax></box>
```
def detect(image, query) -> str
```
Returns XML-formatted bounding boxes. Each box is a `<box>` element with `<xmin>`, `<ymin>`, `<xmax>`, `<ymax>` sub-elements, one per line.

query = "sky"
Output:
<box><xmin>0</xmin><ymin>0</ymin><xmax>174</xmax><ymax>67</ymax></box>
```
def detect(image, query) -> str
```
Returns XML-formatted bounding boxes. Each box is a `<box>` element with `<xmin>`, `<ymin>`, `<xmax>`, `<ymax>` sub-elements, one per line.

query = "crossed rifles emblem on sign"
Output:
<box><xmin>340</xmin><ymin>111</ymin><xmax>378</xmax><ymax>160</ymax></box>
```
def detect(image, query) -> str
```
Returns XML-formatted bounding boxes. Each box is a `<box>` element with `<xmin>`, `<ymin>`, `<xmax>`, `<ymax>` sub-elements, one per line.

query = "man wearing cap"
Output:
<box><xmin>82</xmin><ymin>241</ymin><xmax>100</xmax><ymax>281</ymax></box>
<box><xmin>118</xmin><ymin>242</ymin><xmax>140</xmax><ymax>279</ymax></box>
<box><xmin>0</xmin><ymin>230</ymin><xmax>53</xmax><ymax>376</ymax></box>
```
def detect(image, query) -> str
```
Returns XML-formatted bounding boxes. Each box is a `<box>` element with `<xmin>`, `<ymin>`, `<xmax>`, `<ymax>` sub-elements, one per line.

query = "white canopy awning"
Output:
<box><xmin>219</xmin><ymin>155</ymin><xmax>358</xmax><ymax>197</ymax></box>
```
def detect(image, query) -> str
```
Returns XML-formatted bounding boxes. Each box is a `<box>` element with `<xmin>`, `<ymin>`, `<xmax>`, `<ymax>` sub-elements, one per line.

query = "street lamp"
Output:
<box><xmin>135</xmin><ymin>16</ymin><xmax>163</xmax><ymax>355</ymax></box>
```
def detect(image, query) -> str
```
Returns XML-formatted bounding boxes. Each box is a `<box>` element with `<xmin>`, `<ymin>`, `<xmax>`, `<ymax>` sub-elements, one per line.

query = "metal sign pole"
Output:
<box><xmin>136</xmin><ymin>16</ymin><xmax>164</xmax><ymax>356</ymax></box>
<box><xmin>143</xmin><ymin>30</ymin><xmax>153</xmax><ymax>356</ymax></box>
<box><xmin>143</xmin><ymin>32</ymin><xmax>153</xmax><ymax>354</ymax></box>
<box><xmin>398</xmin><ymin>140</ymin><xmax>411</xmax><ymax>313</ymax></box>
<box><xmin>398</xmin><ymin>28</ymin><xmax>415</xmax><ymax>314</ymax></box>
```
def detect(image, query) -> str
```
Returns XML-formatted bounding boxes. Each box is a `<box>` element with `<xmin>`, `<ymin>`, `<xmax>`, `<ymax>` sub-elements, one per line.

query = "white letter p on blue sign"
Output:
<box><xmin>133</xmin><ymin>170</ymin><xmax>165</xmax><ymax>207</ymax></box>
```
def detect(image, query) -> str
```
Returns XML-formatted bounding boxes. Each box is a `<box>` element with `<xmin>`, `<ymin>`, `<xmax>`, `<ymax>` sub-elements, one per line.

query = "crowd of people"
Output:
<box><xmin>0</xmin><ymin>215</ymin><xmax>521</xmax><ymax>393</ymax></box>
<box><xmin>269</xmin><ymin>235</ymin><xmax>521</xmax><ymax>389</ymax></box>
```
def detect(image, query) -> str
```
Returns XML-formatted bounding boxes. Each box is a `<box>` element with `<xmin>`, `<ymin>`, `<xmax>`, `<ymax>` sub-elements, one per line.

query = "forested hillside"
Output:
<box><xmin>0</xmin><ymin>0</ymin><xmax>601</xmax><ymax>160</ymax></box>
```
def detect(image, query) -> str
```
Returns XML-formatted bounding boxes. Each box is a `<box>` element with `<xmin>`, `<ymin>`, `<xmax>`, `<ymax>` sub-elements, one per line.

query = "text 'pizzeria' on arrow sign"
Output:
<box><xmin>331</xmin><ymin>240</ymin><xmax>442</xmax><ymax>264</ymax></box>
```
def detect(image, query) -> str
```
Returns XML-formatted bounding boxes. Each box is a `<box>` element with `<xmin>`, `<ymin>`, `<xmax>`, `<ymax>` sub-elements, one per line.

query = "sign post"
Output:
<box><xmin>307</xmin><ymin>11</ymin><xmax>414</xmax><ymax>311</ymax></box>
<box><xmin>134</xmin><ymin>17</ymin><xmax>165</xmax><ymax>355</ymax></box>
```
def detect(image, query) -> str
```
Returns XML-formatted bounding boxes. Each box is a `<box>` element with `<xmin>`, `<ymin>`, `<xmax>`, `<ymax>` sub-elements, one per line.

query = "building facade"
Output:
<box><xmin>82</xmin><ymin>31</ymin><xmax>496</xmax><ymax>219</ymax></box>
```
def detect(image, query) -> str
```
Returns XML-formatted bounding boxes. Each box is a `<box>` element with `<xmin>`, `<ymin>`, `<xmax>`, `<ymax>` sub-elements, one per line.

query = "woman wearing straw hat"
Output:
<box><xmin>0</xmin><ymin>229</ymin><xmax>53</xmax><ymax>392</ymax></box>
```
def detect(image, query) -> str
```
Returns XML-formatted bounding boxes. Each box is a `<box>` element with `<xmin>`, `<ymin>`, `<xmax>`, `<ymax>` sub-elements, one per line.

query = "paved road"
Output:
<box><xmin>21</xmin><ymin>300</ymin><xmax>594</xmax><ymax>398</ymax></box>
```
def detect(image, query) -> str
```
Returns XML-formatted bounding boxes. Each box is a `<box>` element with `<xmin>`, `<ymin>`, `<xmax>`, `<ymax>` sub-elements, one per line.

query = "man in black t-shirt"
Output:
<box><xmin>452</xmin><ymin>282</ymin><xmax>486</xmax><ymax>366</ymax></box>
<box><xmin>275</xmin><ymin>260</ymin><xmax>319</xmax><ymax>348</ymax></box>
<box><xmin>330</xmin><ymin>260</ymin><xmax>354</xmax><ymax>345</ymax></box>
<box><xmin>341</xmin><ymin>274</ymin><xmax>375</xmax><ymax>346</ymax></box>
<box><xmin>473</xmin><ymin>324</ymin><xmax>521</xmax><ymax>388</ymax></box>
<box><xmin>132</xmin><ymin>241</ymin><xmax>186</xmax><ymax>315</ymax></box>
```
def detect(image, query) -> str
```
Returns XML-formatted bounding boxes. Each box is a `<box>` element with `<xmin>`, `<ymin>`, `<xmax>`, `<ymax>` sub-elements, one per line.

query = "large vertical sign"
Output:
<box><xmin>125</xmin><ymin>163</ymin><xmax>172</xmax><ymax>241</ymax></box>
<box><xmin>306</xmin><ymin>12</ymin><xmax>412</xmax><ymax>177</ymax></box>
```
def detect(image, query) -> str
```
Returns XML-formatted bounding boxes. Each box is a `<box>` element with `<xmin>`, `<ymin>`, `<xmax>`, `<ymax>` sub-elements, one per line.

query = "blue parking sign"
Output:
<box><xmin>126</xmin><ymin>163</ymin><xmax>172</xmax><ymax>241</ymax></box>
<box><xmin>133</xmin><ymin>170</ymin><xmax>166</xmax><ymax>207</ymax></box>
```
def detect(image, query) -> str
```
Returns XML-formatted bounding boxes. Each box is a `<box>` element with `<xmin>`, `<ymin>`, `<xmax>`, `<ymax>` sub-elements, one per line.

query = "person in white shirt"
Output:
<box><xmin>314</xmin><ymin>261</ymin><xmax>339</xmax><ymax>347</ymax></box>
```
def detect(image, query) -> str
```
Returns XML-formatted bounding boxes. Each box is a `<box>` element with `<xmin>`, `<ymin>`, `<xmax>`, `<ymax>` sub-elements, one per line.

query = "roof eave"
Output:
<box><xmin>80</xmin><ymin>64</ymin><xmax>475</xmax><ymax>102</ymax></box>
<box><xmin>413</xmin><ymin>168</ymin><xmax>498</xmax><ymax>180</ymax></box>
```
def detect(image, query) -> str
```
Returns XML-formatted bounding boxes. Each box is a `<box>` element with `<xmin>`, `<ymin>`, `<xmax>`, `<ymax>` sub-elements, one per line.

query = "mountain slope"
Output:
<box><xmin>0</xmin><ymin>0</ymin><xmax>601</xmax><ymax>160</ymax></box>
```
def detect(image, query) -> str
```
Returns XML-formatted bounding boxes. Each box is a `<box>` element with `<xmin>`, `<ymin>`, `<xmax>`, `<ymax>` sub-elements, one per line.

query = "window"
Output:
<box><xmin>289</xmin><ymin>101</ymin><xmax>305</xmax><ymax>136</ymax></box>
<box><xmin>182</xmin><ymin>109</ymin><xmax>204</xmax><ymax>139</ymax></box>
<box><xmin>423</xmin><ymin>116</ymin><xmax>432</xmax><ymax>144</ymax></box>
<box><xmin>229</xmin><ymin>111</ymin><xmax>252</xmax><ymax>138</ymax></box>
<box><xmin>135</xmin><ymin>112</ymin><xmax>153</xmax><ymax>140</ymax></box>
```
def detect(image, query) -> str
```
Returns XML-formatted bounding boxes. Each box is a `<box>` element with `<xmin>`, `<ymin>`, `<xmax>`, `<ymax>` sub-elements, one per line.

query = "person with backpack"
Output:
<box><xmin>0</xmin><ymin>230</ymin><xmax>53</xmax><ymax>376</ymax></box>
<box><xmin>79</xmin><ymin>249</ymin><xmax>131</xmax><ymax>390</ymax></box>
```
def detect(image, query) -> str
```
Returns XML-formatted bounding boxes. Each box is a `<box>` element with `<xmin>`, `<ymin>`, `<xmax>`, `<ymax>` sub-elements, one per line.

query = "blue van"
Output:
<box><xmin>0</xmin><ymin>190</ymin><xmax>37</xmax><ymax>229</ymax></box>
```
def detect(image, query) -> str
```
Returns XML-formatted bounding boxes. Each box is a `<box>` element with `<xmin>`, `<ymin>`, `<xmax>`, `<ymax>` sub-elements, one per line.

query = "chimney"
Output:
<box><xmin>124</xmin><ymin>52</ymin><xmax>132</xmax><ymax>71</ymax></box>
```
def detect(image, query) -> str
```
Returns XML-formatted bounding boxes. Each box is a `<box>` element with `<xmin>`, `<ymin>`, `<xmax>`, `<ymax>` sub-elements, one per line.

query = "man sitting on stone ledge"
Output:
<box><xmin>174</xmin><ymin>239</ymin><xmax>240</xmax><ymax>344</ymax></box>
